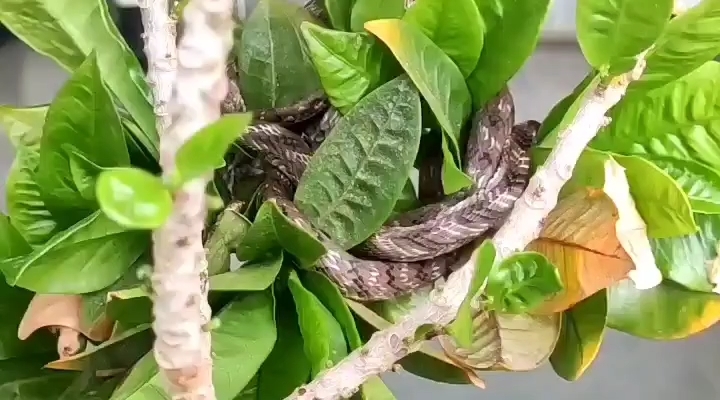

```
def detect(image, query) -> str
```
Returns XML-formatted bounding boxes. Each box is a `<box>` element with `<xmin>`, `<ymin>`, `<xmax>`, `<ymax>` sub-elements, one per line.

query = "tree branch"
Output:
<box><xmin>140</xmin><ymin>0</ymin><xmax>234</xmax><ymax>398</ymax></box>
<box><xmin>288</xmin><ymin>54</ymin><xmax>649</xmax><ymax>400</ymax></box>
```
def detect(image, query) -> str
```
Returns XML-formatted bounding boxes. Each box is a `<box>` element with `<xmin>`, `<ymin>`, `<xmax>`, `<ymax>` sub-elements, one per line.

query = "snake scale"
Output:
<box><xmin>222</xmin><ymin>2</ymin><xmax>539</xmax><ymax>302</ymax></box>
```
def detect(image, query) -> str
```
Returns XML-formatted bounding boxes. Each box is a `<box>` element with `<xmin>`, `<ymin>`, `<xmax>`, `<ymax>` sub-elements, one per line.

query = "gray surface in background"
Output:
<box><xmin>1</xmin><ymin>28</ymin><xmax>719</xmax><ymax>400</ymax></box>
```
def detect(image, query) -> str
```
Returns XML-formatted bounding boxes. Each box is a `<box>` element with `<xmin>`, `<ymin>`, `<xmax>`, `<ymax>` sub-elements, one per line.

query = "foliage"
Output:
<box><xmin>0</xmin><ymin>0</ymin><xmax>720</xmax><ymax>398</ymax></box>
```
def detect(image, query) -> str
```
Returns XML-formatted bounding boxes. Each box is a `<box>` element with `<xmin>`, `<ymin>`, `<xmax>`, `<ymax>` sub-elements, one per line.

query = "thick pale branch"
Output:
<box><xmin>288</xmin><ymin>56</ymin><xmax>648</xmax><ymax>400</ymax></box>
<box><xmin>142</xmin><ymin>0</ymin><xmax>234</xmax><ymax>398</ymax></box>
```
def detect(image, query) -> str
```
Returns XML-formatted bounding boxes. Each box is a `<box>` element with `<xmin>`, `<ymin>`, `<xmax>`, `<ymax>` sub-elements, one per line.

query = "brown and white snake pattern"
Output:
<box><xmin>221</xmin><ymin>2</ymin><xmax>539</xmax><ymax>301</ymax></box>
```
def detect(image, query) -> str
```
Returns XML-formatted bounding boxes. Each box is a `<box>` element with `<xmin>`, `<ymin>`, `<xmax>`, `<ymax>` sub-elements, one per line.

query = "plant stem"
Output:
<box><xmin>287</xmin><ymin>54</ymin><xmax>649</xmax><ymax>400</ymax></box>
<box><xmin>140</xmin><ymin>0</ymin><xmax>234</xmax><ymax>398</ymax></box>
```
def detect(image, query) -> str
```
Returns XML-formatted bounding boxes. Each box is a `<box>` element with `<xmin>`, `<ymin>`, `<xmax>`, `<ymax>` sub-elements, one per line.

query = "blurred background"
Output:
<box><xmin>1</xmin><ymin>0</ymin><xmax>719</xmax><ymax>399</ymax></box>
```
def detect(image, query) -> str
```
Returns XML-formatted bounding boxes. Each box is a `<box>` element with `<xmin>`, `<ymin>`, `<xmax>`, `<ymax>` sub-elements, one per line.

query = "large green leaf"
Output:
<box><xmin>0</xmin><ymin>0</ymin><xmax>157</xmax><ymax>157</ymax></box>
<box><xmin>607</xmin><ymin>278</ymin><xmax>720</xmax><ymax>340</ymax></box>
<box><xmin>301</xmin><ymin>22</ymin><xmax>398</xmax><ymax>113</ymax></box>
<box><xmin>37</xmin><ymin>54</ymin><xmax>130</xmax><ymax>218</ymax></box>
<box><xmin>403</xmin><ymin>0</ymin><xmax>485</xmax><ymax>77</ymax></box>
<box><xmin>532</xmin><ymin>148</ymin><xmax>696</xmax><ymax>238</ymax></box>
<box><xmin>576</xmin><ymin>0</ymin><xmax>672</xmax><ymax>73</ymax></box>
<box><xmin>325</xmin><ymin>0</ymin><xmax>355</xmax><ymax>31</ymax></box>
<box><xmin>466</xmin><ymin>0</ymin><xmax>552</xmax><ymax>109</ymax></box>
<box><xmin>0</xmin><ymin>105</ymin><xmax>59</xmax><ymax>245</ymax></box>
<box><xmin>295</xmin><ymin>75</ymin><xmax>422</xmax><ymax>249</ymax></box>
<box><xmin>485</xmin><ymin>251</ymin><xmax>563</xmax><ymax>314</ymax></box>
<box><xmin>238</xmin><ymin>0</ymin><xmax>323</xmax><ymax>109</ymax></box>
<box><xmin>349</xmin><ymin>0</ymin><xmax>405</xmax><ymax>32</ymax></box>
<box><xmin>365</xmin><ymin>18</ymin><xmax>473</xmax><ymax>194</ymax></box>
<box><xmin>651</xmin><ymin>213</ymin><xmax>720</xmax><ymax>293</ymax></box>
<box><xmin>235</xmin><ymin>200</ymin><xmax>326</xmax><ymax>267</ymax></box>
<box><xmin>110</xmin><ymin>290</ymin><xmax>277</xmax><ymax>400</ymax></box>
<box><xmin>0</xmin><ymin>211</ymin><xmax>147</xmax><ymax>294</ymax></box>
<box><xmin>209</xmin><ymin>253</ymin><xmax>283</xmax><ymax>292</ymax></box>
<box><xmin>652</xmin><ymin>157</ymin><xmax>720</xmax><ymax>214</ymax></box>
<box><xmin>630</xmin><ymin>0</ymin><xmax>720</xmax><ymax>93</ymax></box>
<box><xmin>550</xmin><ymin>290</ymin><xmax>607</xmax><ymax>381</ymax></box>
<box><xmin>0</xmin><ymin>215</ymin><xmax>32</xmax><ymax>261</ymax></box>
<box><xmin>287</xmin><ymin>270</ymin><xmax>348</xmax><ymax>377</ymax></box>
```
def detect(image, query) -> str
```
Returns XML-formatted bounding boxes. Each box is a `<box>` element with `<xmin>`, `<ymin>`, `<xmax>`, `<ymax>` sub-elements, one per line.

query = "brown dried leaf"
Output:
<box><xmin>439</xmin><ymin>310</ymin><xmax>561</xmax><ymax>371</ymax></box>
<box><xmin>528</xmin><ymin>189</ymin><xmax>634</xmax><ymax>313</ymax></box>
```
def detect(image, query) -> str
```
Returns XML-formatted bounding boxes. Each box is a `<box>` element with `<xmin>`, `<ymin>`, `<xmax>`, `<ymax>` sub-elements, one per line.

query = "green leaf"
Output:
<box><xmin>0</xmin><ymin>0</ymin><xmax>157</xmax><ymax>157</ymax></box>
<box><xmin>95</xmin><ymin>168</ymin><xmax>172</xmax><ymax>230</ymax></box>
<box><xmin>403</xmin><ymin>0</ymin><xmax>485</xmax><ymax>77</ymax></box>
<box><xmin>364</xmin><ymin>18</ymin><xmax>473</xmax><ymax>193</ymax></box>
<box><xmin>361</xmin><ymin>377</ymin><xmax>396</xmax><ymax>400</ymax></box>
<box><xmin>205</xmin><ymin>204</ymin><xmax>252</xmax><ymax>275</ymax></box>
<box><xmin>485</xmin><ymin>251</ymin><xmax>563</xmax><ymax>314</ymax></box>
<box><xmin>576</xmin><ymin>0</ymin><xmax>672</xmax><ymax>73</ymax></box>
<box><xmin>537</xmin><ymin>72</ymin><xmax>599</xmax><ymax>147</ymax></box>
<box><xmin>0</xmin><ymin>276</ymin><xmax>55</xmax><ymax>360</ymax></box>
<box><xmin>174</xmin><ymin>113</ymin><xmax>253</xmax><ymax>185</ymax></box>
<box><xmin>466</xmin><ymin>0</ymin><xmax>551</xmax><ymax>109</ymax></box>
<box><xmin>287</xmin><ymin>270</ymin><xmax>348</xmax><ymax>377</ymax></box>
<box><xmin>350</xmin><ymin>0</ymin><xmax>405</xmax><ymax>32</ymax></box>
<box><xmin>652</xmin><ymin>157</ymin><xmax>720</xmax><ymax>214</ymax></box>
<box><xmin>592</xmin><ymin>61</ymin><xmax>720</xmax><ymax>168</ymax></box>
<box><xmin>0</xmin><ymin>356</ymin><xmax>79</xmax><ymax>398</ymax></box>
<box><xmin>110</xmin><ymin>290</ymin><xmax>277</xmax><ymax>400</ymax></box>
<box><xmin>550</xmin><ymin>290</ymin><xmax>608</xmax><ymax>381</ymax></box>
<box><xmin>295</xmin><ymin>75</ymin><xmax>422</xmax><ymax>249</ymax></box>
<box><xmin>0</xmin><ymin>211</ymin><xmax>147</xmax><ymax>294</ymax></box>
<box><xmin>67</xmin><ymin>148</ymin><xmax>107</xmax><ymax>202</ymax></box>
<box><xmin>532</xmin><ymin>148</ymin><xmax>697</xmax><ymax>238</ymax></box>
<box><xmin>607</xmin><ymin>278</ymin><xmax>720</xmax><ymax>340</ymax></box>
<box><xmin>209</xmin><ymin>253</ymin><xmax>283</xmax><ymax>292</ymax></box>
<box><xmin>651</xmin><ymin>213</ymin><xmax>720</xmax><ymax>293</ymax></box>
<box><xmin>235</xmin><ymin>200</ymin><xmax>326</xmax><ymax>267</ymax></box>
<box><xmin>630</xmin><ymin>0</ymin><xmax>720</xmax><ymax>93</ymax></box>
<box><xmin>448</xmin><ymin>240</ymin><xmax>496</xmax><ymax>348</ymax></box>
<box><xmin>325</xmin><ymin>0</ymin><xmax>355</xmax><ymax>31</ymax></box>
<box><xmin>300</xmin><ymin>270</ymin><xmax>364</xmax><ymax>348</ymax></box>
<box><xmin>301</xmin><ymin>22</ymin><xmax>398</xmax><ymax>113</ymax></box>
<box><xmin>0</xmin><ymin>214</ymin><xmax>32</xmax><ymax>261</ymax></box>
<box><xmin>238</xmin><ymin>0</ymin><xmax>323</xmax><ymax>109</ymax></box>
<box><xmin>256</xmin><ymin>291</ymin><xmax>311</xmax><ymax>400</ymax></box>
<box><xmin>37</xmin><ymin>53</ymin><xmax>130</xmax><ymax>217</ymax></box>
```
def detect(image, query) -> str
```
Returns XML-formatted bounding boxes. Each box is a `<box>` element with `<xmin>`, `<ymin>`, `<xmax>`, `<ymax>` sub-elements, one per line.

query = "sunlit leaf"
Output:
<box><xmin>96</xmin><ymin>168</ymin><xmax>172</xmax><ymax>230</ymax></box>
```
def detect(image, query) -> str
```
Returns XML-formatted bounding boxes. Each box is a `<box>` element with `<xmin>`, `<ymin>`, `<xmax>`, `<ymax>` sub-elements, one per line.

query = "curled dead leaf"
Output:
<box><xmin>528</xmin><ymin>189</ymin><xmax>634</xmax><ymax>313</ymax></box>
<box><xmin>439</xmin><ymin>309</ymin><xmax>561</xmax><ymax>371</ymax></box>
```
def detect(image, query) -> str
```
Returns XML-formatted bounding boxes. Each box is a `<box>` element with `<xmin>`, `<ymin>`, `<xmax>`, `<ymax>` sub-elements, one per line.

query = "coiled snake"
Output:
<box><xmin>223</xmin><ymin>3</ymin><xmax>538</xmax><ymax>302</ymax></box>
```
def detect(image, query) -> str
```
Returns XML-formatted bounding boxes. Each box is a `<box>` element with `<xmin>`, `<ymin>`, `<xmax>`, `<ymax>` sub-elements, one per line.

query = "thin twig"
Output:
<box><xmin>288</xmin><ymin>54</ymin><xmax>649</xmax><ymax>400</ymax></box>
<box><xmin>141</xmin><ymin>0</ymin><xmax>234</xmax><ymax>398</ymax></box>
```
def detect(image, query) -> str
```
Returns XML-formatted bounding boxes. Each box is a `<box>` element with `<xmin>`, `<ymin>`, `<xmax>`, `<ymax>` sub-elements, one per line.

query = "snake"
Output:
<box><xmin>221</xmin><ymin>2</ymin><xmax>539</xmax><ymax>302</ymax></box>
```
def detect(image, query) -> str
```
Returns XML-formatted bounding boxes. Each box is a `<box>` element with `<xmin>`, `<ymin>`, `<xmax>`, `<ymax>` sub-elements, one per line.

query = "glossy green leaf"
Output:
<box><xmin>288</xmin><ymin>270</ymin><xmax>348</xmax><ymax>377</ymax></box>
<box><xmin>325</xmin><ymin>0</ymin><xmax>355</xmax><ymax>31</ymax></box>
<box><xmin>607</xmin><ymin>278</ymin><xmax>720</xmax><ymax>340</ymax></box>
<box><xmin>449</xmin><ymin>240</ymin><xmax>496</xmax><ymax>348</ymax></box>
<box><xmin>300</xmin><ymin>270</ymin><xmax>364</xmax><ymax>348</ymax></box>
<box><xmin>205</xmin><ymin>204</ymin><xmax>252</xmax><ymax>275</ymax></box>
<box><xmin>209</xmin><ymin>253</ymin><xmax>283</xmax><ymax>292</ymax></box>
<box><xmin>350</xmin><ymin>0</ymin><xmax>405</xmax><ymax>32</ymax></box>
<box><xmin>403</xmin><ymin>0</ymin><xmax>485</xmax><ymax>77</ymax></box>
<box><xmin>235</xmin><ymin>200</ymin><xmax>326</xmax><ymax>267</ymax></box>
<box><xmin>174</xmin><ymin>113</ymin><xmax>253</xmax><ymax>184</ymax></box>
<box><xmin>550</xmin><ymin>290</ymin><xmax>608</xmax><ymax>381</ymax></box>
<box><xmin>238</xmin><ymin>0</ymin><xmax>323</xmax><ymax>109</ymax></box>
<box><xmin>95</xmin><ymin>168</ymin><xmax>172</xmax><ymax>230</ymax></box>
<box><xmin>110</xmin><ymin>290</ymin><xmax>277</xmax><ymax>400</ymax></box>
<box><xmin>256</xmin><ymin>291</ymin><xmax>311</xmax><ymax>400</ymax></box>
<box><xmin>532</xmin><ymin>148</ymin><xmax>697</xmax><ymax>238</ymax></box>
<box><xmin>537</xmin><ymin>72</ymin><xmax>598</xmax><ymax>147</ymax></box>
<box><xmin>295</xmin><ymin>75</ymin><xmax>422</xmax><ymax>249</ymax></box>
<box><xmin>652</xmin><ymin>157</ymin><xmax>720</xmax><ymax>214</ymax></box>
<box><xmin>576</xmin><ymin>0</ymin><xmax>672</xmax><ymax>73</ymax></box>
<box><xmin>630</xmin><ymin>0</ymin><xmax>720</xmax><ymax>93</ymax></box>
<box><xmin>365</xmin><ymin>18</ymin><xmax>472</xmax><ymax>165</ymax></box>
<box><xmin>0</xmin><ymin>211</ymin><xmax>147</xmax><ymax>294</ymax></box>
<box><xmin>301</xmin><ymin>22</ymin><xmax>398</xmax><ymax>113</ymax></box>
<box><xmin>466</xmin><ymin>0</ymin><xmax>552</xmax><ymax>109</ymax></box>
<box><xmin>485</xmin><ymin>251</ymin><xmax>563</xmax><ymax>314</ymax></box>
<box><xmin>66</xmin><ymin>148</ymin><xmax>106</xmax><ymax>202</ymax></box>
<box><xmin>651</xmin><ymin>213</ymin><xmax>720</xmax><ymax>293</ymax></box>
<box><xmin>0</xmin><ymin>0</ymin><xmax>157</xmax><ymax>157</ymax></box>
<box><xmin>0</xmin><ymin>214</ymin><xmax>32</xmax><ymax>261</ymax></box>
<box><xmin>37</xmin><ymin>54</ymin><xmax>130</xmax><ymax>217</ymax></box>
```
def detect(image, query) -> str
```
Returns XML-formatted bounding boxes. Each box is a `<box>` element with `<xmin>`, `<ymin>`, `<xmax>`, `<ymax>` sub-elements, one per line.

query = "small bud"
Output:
<box><xmin>203</xmin><ymin>317</ymin><xmax>222</xmax><ymax>332</ymax></box>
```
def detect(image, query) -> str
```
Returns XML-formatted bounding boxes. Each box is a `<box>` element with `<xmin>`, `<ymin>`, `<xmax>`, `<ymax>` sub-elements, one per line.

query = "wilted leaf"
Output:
<box><xmin>550</xmin><ymin>290</ymin><xmax>607</xmax><ymax>381</ymax></box>
<box><xmin>439</xmin><ymin>310</ymin><xmax>561</xmax><ymax>371</ymax></box>
<box><xmin>95</xmin><ymin>168</ymin><xmax>172</xmax><ymax>230</ymax></box>
<box><xmin>19</xmin><ymin>294</ymin><xmax>113</xmax><ymax>343</ymax></box>
<box><xmin>295</xmin><ymin>75</ymin><xmax>422</xmax><ymax>249</ymax></box>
